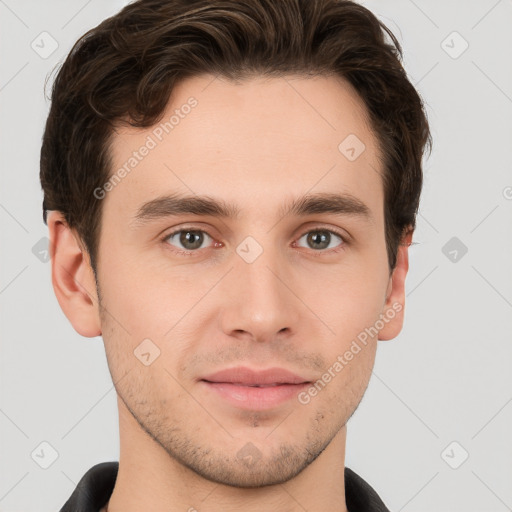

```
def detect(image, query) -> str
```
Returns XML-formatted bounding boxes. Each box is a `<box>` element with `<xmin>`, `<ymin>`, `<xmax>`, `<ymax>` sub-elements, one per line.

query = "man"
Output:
<box><xmin>40</xmin><ymin>0</ymin><xmax>431</xmax><ymax>510</ymax></box>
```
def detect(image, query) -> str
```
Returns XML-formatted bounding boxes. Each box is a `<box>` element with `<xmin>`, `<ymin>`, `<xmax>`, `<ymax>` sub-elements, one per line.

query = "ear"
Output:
<box><xmin>378</xmin><ymin>229</ymin><xmax>413</xmax><ymax>341</ymax></box>
<box><xmin>47</xmin><ymin>211</ymin><xmax>102</xmax><ymax>338</ymax></box>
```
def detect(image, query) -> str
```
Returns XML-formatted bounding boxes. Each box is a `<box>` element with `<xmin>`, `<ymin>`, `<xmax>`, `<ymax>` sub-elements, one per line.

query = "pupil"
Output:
<box><xmin>309</xmin><ymin>231</ymin><xmax>329</xmax><ymax>250</ymax></box>
<box><xmin>181</xmin><ymin>231</ymin><xmax>202</xmax><ymax>250</ymax></box>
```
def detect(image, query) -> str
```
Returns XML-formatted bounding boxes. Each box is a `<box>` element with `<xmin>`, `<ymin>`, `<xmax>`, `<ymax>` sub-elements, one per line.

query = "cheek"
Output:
<box><xmin>98</xmin><ymin>249</ymin><xmax>178</xmax><ymax>336</ymax></box>
<box><xmin>99</xmin><ymin>256</ymin><xmax>215</xmax><ymax>381</ymax></box>
<box><xmin>307</xmin><ymin>263</ymin><xmax>389</xmax><ymax>342</ymax></box>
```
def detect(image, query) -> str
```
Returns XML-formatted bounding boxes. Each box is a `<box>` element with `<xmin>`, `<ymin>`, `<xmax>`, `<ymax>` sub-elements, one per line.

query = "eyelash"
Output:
<box><xmin>160</xmin><ymin>225</ymin><xmax>349</xmax><ymax>257</ymax></box>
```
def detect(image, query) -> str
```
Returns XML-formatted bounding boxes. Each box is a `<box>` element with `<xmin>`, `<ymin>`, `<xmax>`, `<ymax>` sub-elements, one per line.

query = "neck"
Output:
<box><xmin>106</xmin><ymin>399</ymin><xmax>349</xmax><ymax>512</ymax></box>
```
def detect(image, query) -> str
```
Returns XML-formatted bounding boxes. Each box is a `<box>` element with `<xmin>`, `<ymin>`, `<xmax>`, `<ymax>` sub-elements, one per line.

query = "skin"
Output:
<box><xmin>48</xmin><ymin>73</ymin><xmax>411</xmax><ymax>512</ymax></box>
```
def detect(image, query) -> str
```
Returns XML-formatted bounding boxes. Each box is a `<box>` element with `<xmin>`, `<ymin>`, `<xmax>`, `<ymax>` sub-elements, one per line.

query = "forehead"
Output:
<box><xmin>106</xmin><ymin>73</ymin><xmax>383</xmax><ymax>224</ymax></box>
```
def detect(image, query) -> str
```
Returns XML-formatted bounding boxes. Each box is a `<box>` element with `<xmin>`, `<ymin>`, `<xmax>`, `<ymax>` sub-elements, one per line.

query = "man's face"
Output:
<box><xmin>95</xmin><ymin>74</ymin><xmax>400</xmax><ymax>486</ymax></box>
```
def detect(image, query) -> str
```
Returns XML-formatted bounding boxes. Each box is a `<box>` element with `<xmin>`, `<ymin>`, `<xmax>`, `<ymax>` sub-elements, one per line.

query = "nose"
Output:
<box><xmin>217</xmin><ymin>244</ymin><xmax>302</xmax><ymax>344</ymax></box>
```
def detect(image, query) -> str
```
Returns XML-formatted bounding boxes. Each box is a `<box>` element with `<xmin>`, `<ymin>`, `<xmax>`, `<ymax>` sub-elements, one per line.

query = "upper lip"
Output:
<box><xmin>200</xmin><ymin>366</ymin><xmax>310</xmax><ymax>386</ymax></box>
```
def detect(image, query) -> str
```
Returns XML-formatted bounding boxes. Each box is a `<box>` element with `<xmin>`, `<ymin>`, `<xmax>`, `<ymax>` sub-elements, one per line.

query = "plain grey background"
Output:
<box><xmin>1</xmin><ymin>1</ymin><xmax>511</xmax><ymax>511</ymax></box>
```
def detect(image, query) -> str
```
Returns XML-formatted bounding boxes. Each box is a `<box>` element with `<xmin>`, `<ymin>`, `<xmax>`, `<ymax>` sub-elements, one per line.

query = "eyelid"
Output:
<box><xmin>298</xmin><ymin>223</ymin><xmax>350</xmax><ymax>243</ymax></box>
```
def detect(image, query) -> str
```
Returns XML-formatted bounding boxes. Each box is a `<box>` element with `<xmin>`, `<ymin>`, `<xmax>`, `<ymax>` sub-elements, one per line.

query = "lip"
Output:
<box><xmin>200</xmin><ymin>366</ymin><xmax>310</xmax><ymax>386</ymax></box>
<box><xmin>199</xmin><ymin>366</ymin><xmax>311</xmax><ymax>411</ymax></box>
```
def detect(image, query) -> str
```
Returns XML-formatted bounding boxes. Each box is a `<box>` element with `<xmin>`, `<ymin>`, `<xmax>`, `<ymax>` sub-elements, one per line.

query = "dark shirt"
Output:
<box><xmin>59</xmin><ymin>461</ymin><xmax>391</xmax><ymax>511</ymax></box>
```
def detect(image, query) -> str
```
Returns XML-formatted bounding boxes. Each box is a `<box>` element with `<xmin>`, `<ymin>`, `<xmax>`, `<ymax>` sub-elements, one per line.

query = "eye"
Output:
<box><xmin>162</xmin><ymin>228</ymin><xmax>216</xmax><ymax>254</ymax></box>
<box><xmin>294</xmin><ymin>229</ymin><xmax>346</xmax><ymax>253</ymax></box>
<box><xmin>161</xmin><ymin>226</ymin><xmax>347</xmax><ymax>257</ymax></box>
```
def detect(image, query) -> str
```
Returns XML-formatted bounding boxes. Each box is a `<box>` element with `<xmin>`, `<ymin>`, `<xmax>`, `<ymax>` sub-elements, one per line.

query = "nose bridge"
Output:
<box><xmin>219</xmin><ymin>238</ymin><xmax>300</xmax><ymax>341</ymax></box>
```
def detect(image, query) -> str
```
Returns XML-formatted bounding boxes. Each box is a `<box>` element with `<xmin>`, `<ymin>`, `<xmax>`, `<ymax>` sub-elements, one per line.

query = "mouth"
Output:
<box><xmin>203</xmin><ymin>383</ymin><xmax>290</xmax><ymax>387</ymax></box>
<box><xmin>200</xmin><ymin>366</ymin><xmax>311</xmax><ymax>386</ymax></box>
<box><xmin>199</xmin><ymin>366</ymin><xmax>312</xmax><ymax>410</ymax></box>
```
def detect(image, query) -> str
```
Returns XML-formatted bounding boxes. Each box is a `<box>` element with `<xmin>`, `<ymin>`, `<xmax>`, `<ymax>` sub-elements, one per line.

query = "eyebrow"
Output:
<box><xmin>130</xmin><ymin>191</ymin><xmax>372</xmax><ymax>227</ymax></box>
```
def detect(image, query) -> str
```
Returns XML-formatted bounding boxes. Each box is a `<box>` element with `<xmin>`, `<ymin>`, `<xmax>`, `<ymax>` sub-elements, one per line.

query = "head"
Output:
<box><xmin>41</xmin><ymin>0</ymin><xmax>431</xmax><ymax>488</ymax></box>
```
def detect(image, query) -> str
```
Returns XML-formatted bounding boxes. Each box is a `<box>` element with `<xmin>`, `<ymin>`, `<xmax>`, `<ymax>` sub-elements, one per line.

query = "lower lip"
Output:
<box><xmin>200</xmin><ymin>381</ymin><xmax>310</xmax><ymax>410</ymax></box>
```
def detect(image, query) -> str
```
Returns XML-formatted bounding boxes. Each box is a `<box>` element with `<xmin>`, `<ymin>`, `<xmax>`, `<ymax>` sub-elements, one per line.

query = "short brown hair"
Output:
<box><xmin>40</xmin><ymin>0</ymin><xmax>432</xmax><ymax>274</ymax></box>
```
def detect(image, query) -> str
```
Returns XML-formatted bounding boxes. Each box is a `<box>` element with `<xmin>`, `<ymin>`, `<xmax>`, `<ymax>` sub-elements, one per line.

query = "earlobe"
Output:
<box><xmin>378</xmin><ymin>230</ymin><xmax>413</xmax><ymax>341</ymax></box>
<box><xmin>47</xmin><ymin>211</ymin><xmax>102</xmax><ymax>338</ymax></box>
